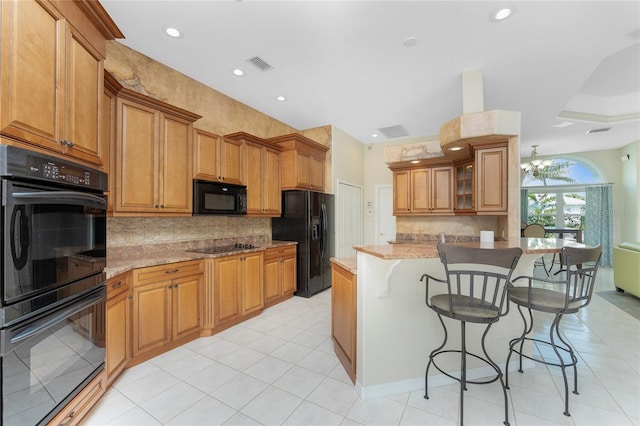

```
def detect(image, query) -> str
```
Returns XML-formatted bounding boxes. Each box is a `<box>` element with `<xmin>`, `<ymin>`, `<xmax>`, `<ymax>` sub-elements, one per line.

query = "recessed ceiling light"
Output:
<box><xmin>491</xmin><ymin>7</ymin><xmax>514</xmax><ymax>22</ymax></box>
<box><xmin>449</xmin><ymin>146</ymin><xmax>463</xmax><ymax>152</ymax></box>
<box><xmin>165</xmin><ymin>27</ymin><xmax>182</xmax><ymax>38</ymax></box>
<box><xmin>276</xmin><ymin>96</ymin><xmax>287</xmax><ymax>102</ymax></box>
<box><xmin>372</xmin><ymin>133</ymin><xmax>379</xmax><ymax>138</ymax></box>
<box><xmin>403</xmin><ymin>37</ymin><xmax>418</xmax><ymax>47</ymax></box>
<box><xmin>410</xmin><ymin>160</ymin><xmax>420</xmax><ymax>164</ymax></box>
<box><xmin>232</xmin><ymin>69</ymin><xmax>244</xmax><ymax>76</ymax></box>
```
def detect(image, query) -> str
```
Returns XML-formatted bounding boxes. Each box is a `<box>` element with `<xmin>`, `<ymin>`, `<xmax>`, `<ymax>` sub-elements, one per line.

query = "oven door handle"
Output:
<box><xmin>1</xmin><ymin>288</ymin><xmax>105</xmax><ymax>356</ymax></box>
<box><xmin>11</xmin><ymin>191</ymin><xmax>106</xmax><ymax>208</ymax></box>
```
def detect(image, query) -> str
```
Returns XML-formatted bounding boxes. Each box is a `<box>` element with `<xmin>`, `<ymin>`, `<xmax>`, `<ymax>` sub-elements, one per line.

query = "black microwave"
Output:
<box><xmin>193</xmin><ymin>180</ymin><xmax>247</xmax><ymax>215</ymax></box>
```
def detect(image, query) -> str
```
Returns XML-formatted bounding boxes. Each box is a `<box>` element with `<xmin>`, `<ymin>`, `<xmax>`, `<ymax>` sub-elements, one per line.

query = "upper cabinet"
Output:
<box><xmin>111</xmin><ymin>83</ymin><xmax>201</xmax><ymax>216</ymax></box>
<box><xmin>193</xmin><ymin>129</ymin><xmax>243</xmax><ymax>185</ymax></box>
<box><xmin>267</xmin><ymin>133</ymin><xmax>328</xmax><ymax>192</ymax></box>
<box><xmin>226</xmin><ymin>132</ymin><xmax>281</xmax><ymax>217</ymax></box>
<box><xmin>0</xmin><ymin>0</ymin><xmax>123</xmax><ymax>167</ymax></box>
<box><xmin>392</xmin><ymin>166</ymin><xmax>454</xmax><ymax>215</ymax></box>
<box><xmin>454</xmin><ymin>162</ymin><xmax>474</xmax><ymax>213</ymax></box>
<box><xmin>475</xmin><ymin>145</ymin><xmax>507</xmax><ymax>214</ymax></box>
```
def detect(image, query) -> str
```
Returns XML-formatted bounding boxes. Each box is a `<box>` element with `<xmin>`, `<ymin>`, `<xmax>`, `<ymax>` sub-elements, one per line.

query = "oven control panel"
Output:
<box><xmin>0</xmin><ymin>145</ymin><xmax>108</xmax><ymax>192</ymax></box>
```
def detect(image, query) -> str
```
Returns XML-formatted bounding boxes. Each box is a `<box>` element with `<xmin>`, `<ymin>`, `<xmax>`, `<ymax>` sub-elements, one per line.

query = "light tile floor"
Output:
<box><xmin>83</xmin><ymin>266</ymin><xmax>639</xmax><ymax>425</ymax></box>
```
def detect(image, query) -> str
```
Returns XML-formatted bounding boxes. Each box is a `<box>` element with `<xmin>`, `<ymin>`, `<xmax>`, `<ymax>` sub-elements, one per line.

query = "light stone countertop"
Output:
<box><xmin>105</xmin><ymin>240</ymin><xmax>296</xmax><ymax>279</ymax></box>
<box><xmin>331</xmin><ymin>238</ymin><xmax>585</xmax><ymax>274</ymax></box>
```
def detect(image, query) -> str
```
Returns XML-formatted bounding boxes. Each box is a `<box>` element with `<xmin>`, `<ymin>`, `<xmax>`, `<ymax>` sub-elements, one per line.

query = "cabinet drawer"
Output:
<box><xmin>47</xmin><ymin>372</ymin><xmax>105</xmax><ymax>426</ymax></box>
<box><xmin>106</xmin><ymin>273</ymin><xmax>130</xmax><ymax>299</ymax></box>
<box><xmin>133</xmin><ymin>260</ymin><xmax>203</xmax><ymax>286</ymax></box>
<box><xmin>264</xmin><ymin>245</ymin><xmax>296</xmax><ymax>261</ymax></box>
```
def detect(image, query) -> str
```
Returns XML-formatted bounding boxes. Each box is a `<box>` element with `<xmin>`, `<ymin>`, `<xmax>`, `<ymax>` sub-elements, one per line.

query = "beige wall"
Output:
<box><xmin>331</xmin><ymin>125</ymin><xmax>365</xmax><ymax>193</ymax></box>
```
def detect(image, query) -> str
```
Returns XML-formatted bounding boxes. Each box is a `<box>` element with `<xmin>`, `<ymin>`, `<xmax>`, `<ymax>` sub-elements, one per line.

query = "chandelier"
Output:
<box><xmin>520</xmin><ymin>145</ymin><xmax>551</xmax><ymax>177</ymax></box>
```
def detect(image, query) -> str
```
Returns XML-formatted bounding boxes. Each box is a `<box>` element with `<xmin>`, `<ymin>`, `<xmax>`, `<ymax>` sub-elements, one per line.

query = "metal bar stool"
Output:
<box><xmin>421</xmin><ymin>244</ymin><xmax>522</xmax><ymax>426</ymax></box>
<box><xmin>505</xmin><ymin>245</ymin><xmax>602</xmax><ymax>417</ymax></box>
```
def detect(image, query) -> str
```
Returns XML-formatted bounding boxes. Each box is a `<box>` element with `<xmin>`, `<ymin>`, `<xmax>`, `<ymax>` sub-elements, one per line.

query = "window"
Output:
<box><xmin>522</xmin><ymin>158</ymin><xmax>602</xmax><ymax>232</ymax></box>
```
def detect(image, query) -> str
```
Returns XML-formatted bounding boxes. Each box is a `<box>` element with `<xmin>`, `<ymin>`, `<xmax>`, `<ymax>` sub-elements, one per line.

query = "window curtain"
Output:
<box><xmin>585</xmin><ymin>184</ymin><xmax>613</xmax><ymax>266</ymax></box>
<box><xmin>520</xmin><ymin>188</ymin><xmax>528</xmax><ymax>225</ymax></box>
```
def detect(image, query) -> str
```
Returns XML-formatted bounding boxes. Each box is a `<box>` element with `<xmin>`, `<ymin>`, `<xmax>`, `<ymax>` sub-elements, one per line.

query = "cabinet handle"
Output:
<box><xmin>60</xmin><ymin>139</ymin><xmax>67</xmax><ymax>146</ymax></box>
<box><xmin>111</xmin><ymin>282</ymin><xmax>122</xmax><ymax>289</ymax></box>
<box><xmin>60</xmin><ymin>410</ymin><xmax>75</xmax><ymax>426</ymax></box>
<box><xmin>67</xmin><ymin>140</ymin><xmax>74</xmax><ymax>148</ymax></box>
<box><xmin>165</xmin><ymin>269</ymin><xmax>180</xmax><ymax>274</ymax></box>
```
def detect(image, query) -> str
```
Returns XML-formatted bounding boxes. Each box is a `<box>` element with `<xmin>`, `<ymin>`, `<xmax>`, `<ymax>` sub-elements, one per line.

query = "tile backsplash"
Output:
<box><xmin>107</xmin><ymin>216</ymin><xmax>271</xmax><ymax>247</ymax></box>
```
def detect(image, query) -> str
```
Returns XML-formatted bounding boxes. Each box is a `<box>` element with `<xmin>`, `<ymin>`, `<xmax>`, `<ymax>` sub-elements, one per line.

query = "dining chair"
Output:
<box><xmin>505</xmin><ymin>245</ymin><xmax>602</xmax><ymax>417</ymax></box>
<box><xmin>421</xmin><ymin>244</ymin><xmax>522</xmax><ymax>426</ymax></box>
<box><xmin>522</xmin><ymin>223</ymin><xmax>549</xmax><ymax>275</ymax></box>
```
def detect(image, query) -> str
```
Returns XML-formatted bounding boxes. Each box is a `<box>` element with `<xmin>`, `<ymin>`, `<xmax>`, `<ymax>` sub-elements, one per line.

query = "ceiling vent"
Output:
<box><xmin>247</xmin><ymin>56</ymin><xmax>273</xmax><ymax>72</ymax></box>
<box><xmin>378</xmin><ymin>124</ymin><xmax>409</xmax><ymax>139</ymax></box>
<box><xmin>586</xmin><ymin>127</ymin><xmax>612</xmax><ymax>134</ymax></box>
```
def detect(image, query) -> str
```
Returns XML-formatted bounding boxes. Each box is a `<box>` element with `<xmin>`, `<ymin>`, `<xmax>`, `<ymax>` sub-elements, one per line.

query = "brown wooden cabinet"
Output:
<box><xmin>213</xmin><ymin>251</ymin><xmax>264</xmax><ymax>327</ymax></box>
<box><xmin>225</xmin><ymin>132</ymin><xmax>281</xmax><ymax>217</ymax></box>
<box><xmin>267</xmin><ymin>133</ymin><xmax>328</xmax><ymax>192</ymax></box>
<box><xmin>105</xmin><ymin>272</ymin><xmax>130</xmax><ymax>386</ymax></box>
<box><xmin>193</xmin><ymin>128</ymin><xmax>243</xmax><ymax>185</ymax></box>
<box><xmin>331</xmin><ymin>262</ymin><xmax>356</xmax><ymax>383</ymax></box>
<box><xmin>0</xmin><ymin>0</ymin><xmax>121</xmax><ymax>167</ymax></box>
<box><xmin>454</xmin><ymin>162</ymin><xmax>474</xmax><ymax>213</ymax></box>
<box><xmin>113</xmin><ymin>90</ymin><xmax>200</xmax><ymax>215</ymax></box>
<box><xmin>264</xmin><ymin>245</ymin><xmax>297</xmax><ymax>308</ymax></box>
<box><xmin>131</xmin><ymin>260</ymin><xmax>202</xmax><ymax>360</ymax></box>
<box><xmin>392</xmin><ymin>166</ymin><xmax>453</xmax><ymax>215</ymax></box>
<box><xmin>475</xmin><ymin>145</ymin><xmax>507</xmax><ymax>214</ymax></box>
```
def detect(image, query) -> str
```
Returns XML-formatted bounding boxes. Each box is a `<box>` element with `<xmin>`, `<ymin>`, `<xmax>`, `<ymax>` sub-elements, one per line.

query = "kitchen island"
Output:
<box><xmin>331</xmin><ymin>238</ymin><xmax>585</xmax><ymax>399</ymax></box>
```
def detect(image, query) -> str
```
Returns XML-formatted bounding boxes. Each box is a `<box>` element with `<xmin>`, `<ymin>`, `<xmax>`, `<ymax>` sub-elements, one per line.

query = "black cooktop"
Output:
<box><xmin>187</xmin><ymin>243</ymin><xmax>259</xmax><ymax>255</ymax></box>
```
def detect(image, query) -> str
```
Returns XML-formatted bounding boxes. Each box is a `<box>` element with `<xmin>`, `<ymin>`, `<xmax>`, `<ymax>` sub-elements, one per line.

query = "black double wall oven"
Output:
<box><xmin>0</xmin><ymin>146</ymin><xmax>108</xmax><ymax>426</ymax></box>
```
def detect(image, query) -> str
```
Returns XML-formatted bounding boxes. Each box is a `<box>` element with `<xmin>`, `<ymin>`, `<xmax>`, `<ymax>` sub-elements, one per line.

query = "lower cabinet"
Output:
<box><xmin>131</xmin><ymin>260</ymin><xmax>202</xmax><ymax>361</ymax></box>
<box><xmin>213</xmin><ymin>252</ymin><xmax>264</xmax><ymax>327</ymax></box>
<box><xmin>105</xmin><ymin>272</ymin><xmax>130</xmax><ymax>386</ymax></box>
<box><xmin>47</xmin><ymin>372</ymin><xmax>105</xmax><ymax>426</ymax></box>
<box><xmin>331</xmin><ymin>262</ymin><xmax>357</xmax><ymax>383</ymax></box>
<box><xmin>264</xmin><ymin>245</ymin><xmax>297</xmax><ymax>308</ymax></box>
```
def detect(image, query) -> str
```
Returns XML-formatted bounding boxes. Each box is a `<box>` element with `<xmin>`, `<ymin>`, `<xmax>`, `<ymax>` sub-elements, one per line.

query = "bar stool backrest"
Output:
<box><xmin>558</xmin><ymin>245</ymin><xmax>602</xmax><ymax>310</ymax></box>
<box><xmin>435</xmin><ymin>244</ymin><xmax>523</xmax><ymax>322</ymax></box>
<box><xmin>523</xmin><ymin>223</ymin><xmax>546</xmax><ymax>238</ymax></box>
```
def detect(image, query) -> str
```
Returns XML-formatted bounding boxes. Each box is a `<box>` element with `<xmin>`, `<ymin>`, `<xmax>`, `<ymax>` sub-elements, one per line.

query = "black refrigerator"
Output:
<box><xmin>272</xmin><ymin>190</ymin><xmax>334</xmax><ymax>298</ymax></box>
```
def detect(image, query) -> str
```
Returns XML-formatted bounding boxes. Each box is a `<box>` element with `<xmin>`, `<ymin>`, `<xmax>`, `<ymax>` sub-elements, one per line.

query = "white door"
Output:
<box><xmin>376</xmin><ymin>185</ymin><xmax>396</xmax><ymax>245</ymax></box>
<box><xmin>336</xmin><ymin>181</ymin><xmax>363</xmax><ymax>257</ymax></box>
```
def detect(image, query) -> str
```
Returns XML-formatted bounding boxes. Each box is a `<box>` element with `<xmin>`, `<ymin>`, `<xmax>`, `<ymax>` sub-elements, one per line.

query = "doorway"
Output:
<box><xmin>336</xmin><ymin>181</ymin><xmax>363</xmax><ymax>257</ymax></box>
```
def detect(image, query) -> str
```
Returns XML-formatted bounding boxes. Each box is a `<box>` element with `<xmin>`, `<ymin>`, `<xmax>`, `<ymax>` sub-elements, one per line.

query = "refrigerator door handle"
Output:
<box><xmin>321</xmin><ymin>202</ymin><xmax>327</xmax><ymax>257</ymax></box>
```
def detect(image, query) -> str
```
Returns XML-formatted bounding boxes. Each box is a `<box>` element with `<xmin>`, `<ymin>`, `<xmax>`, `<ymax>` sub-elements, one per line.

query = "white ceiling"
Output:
<box><xmin>101</xmin><ymin>1</ymin><xmax>640</xmax><ymax>158</ymax></box>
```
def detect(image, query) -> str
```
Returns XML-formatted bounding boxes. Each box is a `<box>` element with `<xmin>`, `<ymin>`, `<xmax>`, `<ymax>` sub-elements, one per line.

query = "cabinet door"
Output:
<box><xmin>331</xmin><ymin>264</ymin><xmax>356</xmax><ymax>382</ymax></box>
<box><xmin>393</xmin><ymin>170</ymin><xmax>410</xmax><ymax>214</ymax></box>
<box><xmin>193</xmin><ymin>128</ymin><xmax>219</xmax><ymax>181</ymax></box>
<box><xmin>219</xmin><ymin>137</ymin><xmax>243</xmax><ymax>185</ymax></box>
<box><xmin>309</xmin><ymin>155</ymin><xmax>324</xmax><ymax>191</ymax></box>
<box><xmin>160</xmin><ymin>115</ymin><xmax>192</xmax><ymax>212</ymax></box>
<box><xmin>244</xmin><ymin>142</ymin><xmax>264</xmax><ymax>215</ymax></box>
<box><xmin>263</xmin><ymin>147</ymin><xmax>281</xmax><ymax>215</ymax></box>
<box><xmin>132</xmin><ymin>280</ymin><xmax>172</xmax><ymax>357</ymax></box>
<box><xmin>454</xmin><ymin>163</ymin><xmax>474</xmax><ymax>212</ymax></box>
<box><xmin>296</xmin><ymin>152</ymin><xmax>311</xmax><ymax>188</ymax></box>
<box><xmin>410</xmin><ymin>169</ymin><xmax>431</xmax><ymax>213</ymax></box>
<box><xmin>116</xmin><ymin>98</ymin><xmax>158</xmax><ymax>212</ymax></box>
<box><xmin>0</xmin><ymin>0</ymin><xmax>63</xmax><ymax>151</ymax></box>
<box><xmin>106</xmin><ymin>279</ymin><xmax>130</xmax><ymax>384</ymax></box>
<box><xmin>476</xmin><ymin>146</ymin><xmax>507</xmax><ymax>213</ymax></box>
<box><xmin>431</xmin><ymin>166</ymin><xmax>454</xmax><ymax>213</ymax></box>
<box><xmin>264</xmin><ymin>257</ymin><xmax>281</xmax><ymax>304</ymax></box>
<box><xmin>282</xmin><ymin>255</ymin><xmax>297</xmax><ymax>294</ymax></box>
<box><xmin>242</xmin><ymin>253</ymin><xmax>264</xmax><ymax>315</ymax></box>
<box><xmin>214</xmin><ymin>255</ymin><xmax>242</xmax><ymax>324</ymax></box>
<box><xmin>172</xmin><ymin>274</ymin><xmax>201</xmax><ymax>340</ymax></box>
<box><xmin>63</xmin><ymin>25</ymin><xmax>104</xmax><ymax>166</ymax></box>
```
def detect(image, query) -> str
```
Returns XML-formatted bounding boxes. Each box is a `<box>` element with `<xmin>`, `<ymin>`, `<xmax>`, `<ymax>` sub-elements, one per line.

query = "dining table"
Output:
<box><xmin>543</xmin><ymin>227</ymin><xmax>583</xmax><ymax>243</ymax></box>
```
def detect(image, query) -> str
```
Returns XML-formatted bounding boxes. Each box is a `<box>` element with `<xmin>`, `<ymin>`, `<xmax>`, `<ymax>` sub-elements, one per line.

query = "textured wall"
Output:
<box><xmin>105</xmin><ymin>41</ymin><xmax>300</xmax><ymax>138</ymax></box>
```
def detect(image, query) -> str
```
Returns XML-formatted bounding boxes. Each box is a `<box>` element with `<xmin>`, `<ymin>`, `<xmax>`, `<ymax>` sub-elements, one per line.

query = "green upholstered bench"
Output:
<box><xmin>613</xmin><ymin>242</ymin><xmax>640</xmax><ymax>298</ymax></box>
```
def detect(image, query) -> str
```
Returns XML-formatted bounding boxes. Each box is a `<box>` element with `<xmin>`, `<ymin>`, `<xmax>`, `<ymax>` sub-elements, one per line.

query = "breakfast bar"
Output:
<box><xmin>331</xmin><ymin>237</ymin><xmax>585</xmax><ymax>399</ymax></box>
